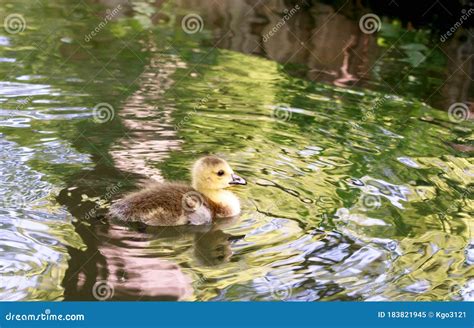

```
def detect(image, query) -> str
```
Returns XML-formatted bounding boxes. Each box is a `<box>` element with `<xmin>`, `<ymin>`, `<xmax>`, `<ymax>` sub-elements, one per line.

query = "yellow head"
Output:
<box><xmin>191</xmin><ymin>156</ymin><xmax>246</xmax><ymax>191</ymax></box>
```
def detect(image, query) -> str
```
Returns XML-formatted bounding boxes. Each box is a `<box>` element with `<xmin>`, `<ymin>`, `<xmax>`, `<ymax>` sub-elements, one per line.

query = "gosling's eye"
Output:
<box><xmin>217</xmin><ymin>170</ymin><xmax>225</xmax><ymax>176</ymax></box>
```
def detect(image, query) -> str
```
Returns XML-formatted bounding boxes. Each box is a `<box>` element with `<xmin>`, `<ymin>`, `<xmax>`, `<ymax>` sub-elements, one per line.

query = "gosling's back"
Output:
<box><xmin>108</xmin><ymin>182</ymin><xmax>213</xmax><ymax>226</ymax></box>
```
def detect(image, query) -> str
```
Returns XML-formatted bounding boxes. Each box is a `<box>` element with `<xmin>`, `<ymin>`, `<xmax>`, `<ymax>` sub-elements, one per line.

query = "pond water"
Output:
<box><xmin>0</xmin><ymin>0</ymin><xmax>473</xmax><ymax>301</ymax></box>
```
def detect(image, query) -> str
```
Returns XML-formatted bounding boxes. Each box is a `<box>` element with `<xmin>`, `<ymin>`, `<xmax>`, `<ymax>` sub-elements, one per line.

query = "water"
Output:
<box><xmin>0</xmin><ymin>0</ymin><xmax>473</xmax><ymax>301</ymax></box>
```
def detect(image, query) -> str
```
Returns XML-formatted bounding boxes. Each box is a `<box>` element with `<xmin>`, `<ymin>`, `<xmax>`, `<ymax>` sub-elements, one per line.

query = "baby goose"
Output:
<box><xmin>108</xmin><ymin>156</ymin><xmax>247</xmax><ymax>226</ymax></box>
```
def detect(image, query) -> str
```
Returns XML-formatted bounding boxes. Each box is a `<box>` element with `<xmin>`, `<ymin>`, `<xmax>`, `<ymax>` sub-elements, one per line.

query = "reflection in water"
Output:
<box><xmin>63</xmin><ymin>216</ymin><xmax>243</xmax><ymax>300</ymax></box>
<box><xmin>178</xmin><ymin>0</ymin><xmax>378</xmax><ymax>87</ymax></box>
<box><xmin>0</xmin><ymin>0</ymin><xmax>472</xmax><ymax>302</ymax></box>
<box><xmin>177</xmin><ymin>0</ymin><xmax>473</xmax><ymax>109</ymax></box>
<box><xmin>64</xmin><ymin>223</ymin><xmax>194</xmax><ymax>301</ymax></box>
<box><xmin>110</xmin><ymin>38</ymin><xmax>186</xmax><ymax>182</ymax></box>
<box><xmin>0</xmin><ymin>137</ymin><xmax>84</xmax><ymax>301</ymax></box>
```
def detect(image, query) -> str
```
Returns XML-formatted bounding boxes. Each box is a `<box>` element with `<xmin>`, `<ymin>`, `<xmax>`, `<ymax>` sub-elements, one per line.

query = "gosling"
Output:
<box><xmin>108</xmin><ymin>156</ymin><xmax>247</xmax><ymax>226</ymax></box>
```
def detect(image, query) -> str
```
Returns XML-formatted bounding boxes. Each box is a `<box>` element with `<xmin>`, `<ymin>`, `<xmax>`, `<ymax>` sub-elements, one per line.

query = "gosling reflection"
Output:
<box><xmin>64</xmin><ymin>215</ymin><xmax>241</xmax><ymax>301</ymax></box>
<box><xmin>135</xmin><ymin>215</ymin><xmax>242</xmax><ymax>266</ymax></box>
<box><xmin>194</xmin><ymin>230</ymin><xmax>234</xmax><ymax>265</ymax></box>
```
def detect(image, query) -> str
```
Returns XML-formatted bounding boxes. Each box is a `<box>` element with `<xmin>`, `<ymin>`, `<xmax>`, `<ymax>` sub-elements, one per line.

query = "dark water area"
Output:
<box><xmin>0</xmin><ymin>0</ymin><xmax>473</xmax><ymax>301</ymax></box>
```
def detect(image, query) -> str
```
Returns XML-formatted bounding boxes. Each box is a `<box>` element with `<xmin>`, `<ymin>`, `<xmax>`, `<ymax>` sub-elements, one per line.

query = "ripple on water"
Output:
<box><xmin>0</xmin><ymin>14</ymin><xmax>472</xmax><ymax>302</ymax></box>
<box><xmin>0</xmin><ymin>82</ymin><xmax>53</xmax><ymax>98</ymax></box>
<box><xmin>0</xmin><ymin>137</ymin><xmax>84</xmax><ymax>300</ymax></box>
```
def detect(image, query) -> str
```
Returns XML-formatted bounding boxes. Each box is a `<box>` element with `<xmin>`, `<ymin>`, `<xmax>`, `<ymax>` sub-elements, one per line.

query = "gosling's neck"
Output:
<box><xmin>193</xmin><ymin>184</ymin><xmax>241</xmax><ymax>217</ymax></box>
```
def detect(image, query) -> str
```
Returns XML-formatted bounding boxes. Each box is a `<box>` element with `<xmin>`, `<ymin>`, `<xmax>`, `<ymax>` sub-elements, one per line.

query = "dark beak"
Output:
<box><xmin>229</xmin><ymin>173</ymin><xmax>247</xmax><ymax>185</ymax></box>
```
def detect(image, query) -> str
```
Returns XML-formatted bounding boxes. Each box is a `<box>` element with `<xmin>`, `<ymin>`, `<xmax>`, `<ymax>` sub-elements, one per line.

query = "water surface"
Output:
<box><xmin>0</xmin><ymin>0</ymin><xmax>473</xmax><ymax>301</ymax></box>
